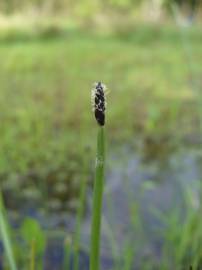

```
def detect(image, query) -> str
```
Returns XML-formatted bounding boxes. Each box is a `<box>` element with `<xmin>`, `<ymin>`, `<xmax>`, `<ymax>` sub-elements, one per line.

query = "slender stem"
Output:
<box><xmin>30</xmin><ymin>239</ymin><xmax>35</xmax><ymax>270</ymax></box>
<box><xmin>0</xmin><ymin>191</ymin><xmax>17</xmax><ymax>270</ymax></box>
<box><xmin>90</xmin><ymin>127</ymin><xmax>105</xmax><ymax>270</ymax></box>
<box><xmin>73</xmin><ymin>176</ymin><xmax>87</xmax><ymax>270</ymax></box>
<box><xmin>63</xmin><ymin>237</ymin><xmax>71</xmax><ymax>269</ymax></box>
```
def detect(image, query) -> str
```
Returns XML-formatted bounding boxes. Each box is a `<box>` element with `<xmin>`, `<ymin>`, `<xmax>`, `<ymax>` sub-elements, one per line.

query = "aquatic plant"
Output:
<box><xmin>0</xmin><ymin>192</ymin><xmax>17</xmax><ymax>270</ymax></box>
<box><xmin>90</xmin><ymin>82</ymin><xmax>107</xmax><ymax>270</ymax></box>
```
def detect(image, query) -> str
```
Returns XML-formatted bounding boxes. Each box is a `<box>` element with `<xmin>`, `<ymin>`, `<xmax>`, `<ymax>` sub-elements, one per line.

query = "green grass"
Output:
<box><xmin>0</xmin><ymin>192</ymin><xmax>17</xmax><ymax>270</ymax></box>
<box><xmin>0</xmin><ymin>24</ymin><xmax>202</xmax><ymax>269</ymax></box>
<box><xmin>0</xmin><ymin>25</ymin><xmax>201</xmax><ymax>181</ymax></box>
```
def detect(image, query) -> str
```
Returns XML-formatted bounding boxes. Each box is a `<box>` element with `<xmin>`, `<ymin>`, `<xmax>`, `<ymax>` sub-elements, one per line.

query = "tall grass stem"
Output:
<box><xmin>90</xmin><ymin>127</ymin><xmax>105</xmax><ymax>270</ymax></box>
<box><xmin>0</xmin><ymin>191</ymin><xmax>17</xmax><ymax>270</ymax></box>
<box><xmin>30</xmin><ymin>239</ymin><xmax>36</xmax><ymax>270</ymax></box>
<box><xmin>73</xmin><ymin>175</ymin><xmax>87</xmax><ymax>270</ymax></box>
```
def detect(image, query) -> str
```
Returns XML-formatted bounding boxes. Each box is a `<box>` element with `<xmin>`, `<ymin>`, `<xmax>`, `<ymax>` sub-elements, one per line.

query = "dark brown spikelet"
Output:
<box><xmin>92</xmin><ymin>82</ymin><xmax>106</xmax><ymax>126</ymax></box>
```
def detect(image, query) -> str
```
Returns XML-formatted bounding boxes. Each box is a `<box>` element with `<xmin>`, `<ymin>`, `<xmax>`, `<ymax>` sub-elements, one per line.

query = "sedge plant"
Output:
<box><xmin>0</xmin><ymin>191</ymin><xmax>17</xmax><ymax>270</ymax></box>
<box><xmin>73</xmin><ymin>156</ymin><xmax>88</xmax><ymax>270</ymax></box>
<box><xmin>90</xmin><ymin>82</ymin><xmax>107</xmax><ymax>270</ymax></box>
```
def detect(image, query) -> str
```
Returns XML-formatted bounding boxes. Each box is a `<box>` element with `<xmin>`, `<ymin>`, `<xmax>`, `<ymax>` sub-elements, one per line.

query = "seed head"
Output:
<box><xmin>91</xmin><ymin>82</ymin><xmax>106</xmax><ymax>126</ymax></box>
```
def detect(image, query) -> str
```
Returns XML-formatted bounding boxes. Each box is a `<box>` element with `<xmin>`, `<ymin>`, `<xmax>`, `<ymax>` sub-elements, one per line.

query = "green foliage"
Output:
<box><xmin>20</xmin><ymin>218</ymin><xmax>46</xmax><ymax>254</ymax></box>
<box><xmin>19</xmin><ymin>218</ymin><xmax>46</xmax><ymax>269</ymax></box>
<box><xmin>0</xmin><ymin>24</ymin><xmax>201</xmax><ymax>209</ymax></box>
<box><xmin>0</xmin><ymin>24</ymin><xmax>201</xmax><ymax>269</ymax></box>
<box><xmin>108</xmin><ymin>0</ymin><xmax>141</xmax><ymax>11</ymax></box>
<box><xmin>158</xmin><ymin>207</ymin><xmax>202</xmax><ymax>269</ymax></box>
<box><xmin>0</xmin><ymin>0</ymin><xmax>200</xmax><ymax>16</ymax></box>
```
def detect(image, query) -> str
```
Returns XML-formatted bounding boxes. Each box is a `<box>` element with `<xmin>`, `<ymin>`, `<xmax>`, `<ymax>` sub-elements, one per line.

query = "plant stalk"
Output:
<box><xmin>0</xmin><ymin>191</ymin><xmax>17</xmax><ymax>270</ymax></box>
<box><xmin>90</xmin><ymin>127</ymin><xmax>105</xmax><ymax>270</ymax></box>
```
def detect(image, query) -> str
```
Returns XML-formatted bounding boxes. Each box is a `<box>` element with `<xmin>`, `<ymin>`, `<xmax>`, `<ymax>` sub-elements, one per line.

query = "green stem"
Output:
<box><xmin>90</xmin><ymin>127</ymin><xmax>105</xmax><ymax>270</ymax></box>
<box><xmin>63</xmin><ymin>236</ymin><xmax>71</xmax><ymax>270</ymax></box>
<box><xmin>0</xmin><ymin>191</ymin><xmax>17</xmax><ymax>270</ymax></box>
<box><xmin>73</xmin><ymin>176</ymin><xmax>87</xmax><ymax>270</ymax></box>
<box><xmin>30</xmin><ymin>239</ymin><xmax>35</xmax><ymax>270</ymax></box>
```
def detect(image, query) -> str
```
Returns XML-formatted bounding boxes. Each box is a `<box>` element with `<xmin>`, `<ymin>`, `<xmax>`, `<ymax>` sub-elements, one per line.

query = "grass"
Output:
<box><xmin>90</xmin><ymin>127</ymin><xmax>105</xmax><ymax>270</ymax></box>
<box><xmin>0</xmin><ymin>25</ymin><xmax>201</xmax><ymax>180</ymax></box>
<box><xmin>73</xmin><ymin>151</ymin><xmax>88</xmax><ymax>270</ymax></box>
<box><xmin>0</xmin><ymin>192</ymin><xmax>17</xmax><ymax>270</ymax></box>
<box><xmin>0</xmin><ymin>23</ymin><xmax>202</xmax><ymax>269</ymax></box>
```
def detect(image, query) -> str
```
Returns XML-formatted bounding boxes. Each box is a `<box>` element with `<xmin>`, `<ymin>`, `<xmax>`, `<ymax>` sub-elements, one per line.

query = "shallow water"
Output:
<box><xmin>1</xmin><ymin>143</ymin><xmax>202</xmax><ymax>269</ymax></box>
<box><xmin>80</xmin><ymin>144</ymin><xmax>201</xmax><ymax>266</ymax></box>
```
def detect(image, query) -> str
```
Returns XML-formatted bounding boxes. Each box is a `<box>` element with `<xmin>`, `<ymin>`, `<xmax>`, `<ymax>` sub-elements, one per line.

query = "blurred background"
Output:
<box><xmin>0</xmin><ymin>0</ymin><xmax>202</xmax><ymax>269</ymax></box>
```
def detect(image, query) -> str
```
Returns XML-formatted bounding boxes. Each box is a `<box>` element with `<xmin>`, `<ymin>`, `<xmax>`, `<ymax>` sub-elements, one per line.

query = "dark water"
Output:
<box><xmin>1</xmin><ymin>144</ymin><xmax>201</xmax><ymax>269</ymax></box>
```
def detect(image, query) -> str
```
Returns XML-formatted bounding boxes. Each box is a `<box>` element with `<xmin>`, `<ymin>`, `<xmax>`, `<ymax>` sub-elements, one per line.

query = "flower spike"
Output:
<box><xmin>91</xmin><ymin>82</ymin><xmax>106</xmax><ymax>126</ymax></box>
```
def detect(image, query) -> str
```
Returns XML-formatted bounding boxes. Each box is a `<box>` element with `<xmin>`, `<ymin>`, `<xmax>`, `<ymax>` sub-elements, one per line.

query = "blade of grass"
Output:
<box><xmin>73</xmin><ymin>175</ymin><xmax>88</xmax><ymax>270</ymax></box>
<box><xmin>90</xmin><ymin>127</ymin><xmax>105</xmax><ymax>270</ymax></box>
<box><xmin>63</xmin><ymin>236</ymin><xmax>72</xmax><ymax>269</ymax></box>
<box><xmin>30</xmin><ymin>239</ymin><xmax>36</xmax><ymax>270</ymax></box>
<box><xmin>0</xmin><ymin>191</ymin><xmax>17</xmax><ymax>270</ymax></box>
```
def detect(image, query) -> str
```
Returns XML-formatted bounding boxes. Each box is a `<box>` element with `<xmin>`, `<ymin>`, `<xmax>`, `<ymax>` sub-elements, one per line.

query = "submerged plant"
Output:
<box><xmin>90</xmin><ymin>82</ymin><xmax>107</xmax><ymax>270</ymax></box>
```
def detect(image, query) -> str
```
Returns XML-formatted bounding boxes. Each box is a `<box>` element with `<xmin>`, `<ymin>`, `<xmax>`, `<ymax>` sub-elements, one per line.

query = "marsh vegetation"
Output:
<box><xmin>0</xmin><ymin>2</ymin><xmax>202</xmax><ymax>269</ymax></box>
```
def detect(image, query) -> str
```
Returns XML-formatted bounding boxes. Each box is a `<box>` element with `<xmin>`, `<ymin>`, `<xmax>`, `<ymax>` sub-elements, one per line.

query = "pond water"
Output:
<box><xmin>80</xmin><ymin>144</ymin><xmax>201</xmax><ymax>267</ymax></box>
<box><xmin>1</xmin><ymin>141</ymin><xmax>202</xmax><ymax>269</ymax></box>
